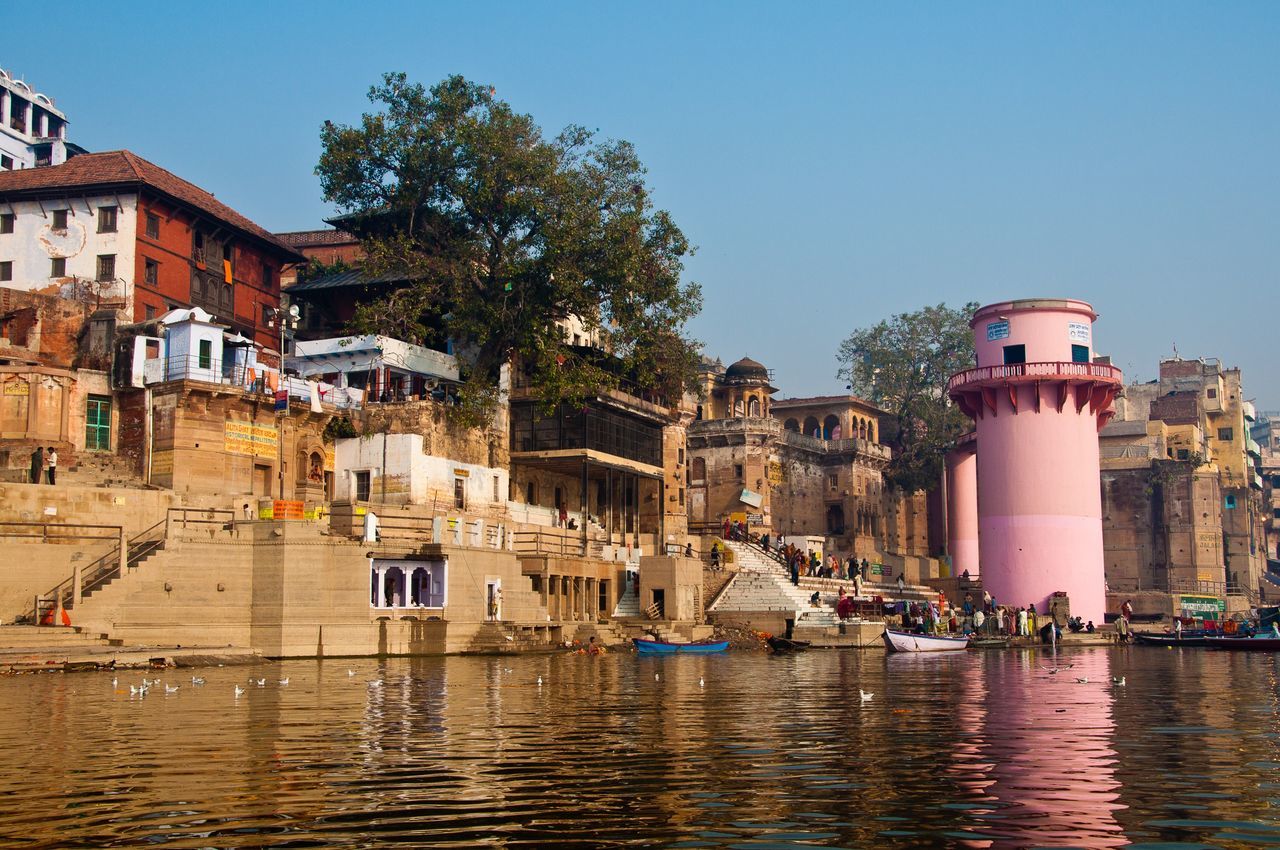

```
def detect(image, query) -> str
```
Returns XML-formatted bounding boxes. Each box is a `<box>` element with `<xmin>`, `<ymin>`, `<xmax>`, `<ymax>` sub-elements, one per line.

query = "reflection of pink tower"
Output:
<box><xmin>947</xmin><ymin>300</ymin><xmax>1121</xmax><ymax>623</ymax></box>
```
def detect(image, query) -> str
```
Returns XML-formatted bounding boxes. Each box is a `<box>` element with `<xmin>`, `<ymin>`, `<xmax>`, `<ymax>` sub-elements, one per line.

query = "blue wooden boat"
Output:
<box><xmin>633</xmin><ymin>637</ymin><xmax>729</xmax><ymax>655</ymax></box>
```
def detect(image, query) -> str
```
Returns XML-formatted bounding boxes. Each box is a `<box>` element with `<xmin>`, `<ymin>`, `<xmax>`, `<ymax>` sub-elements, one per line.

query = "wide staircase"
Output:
<box><xmin>31</xmin><ymin>512</ymin><xmax>180</xmax><ymax>626</ymax></box>
<box><xmin>710</xmin><ymin>541</ymin><xmax>840</xmax><ymax>629</ymax></box>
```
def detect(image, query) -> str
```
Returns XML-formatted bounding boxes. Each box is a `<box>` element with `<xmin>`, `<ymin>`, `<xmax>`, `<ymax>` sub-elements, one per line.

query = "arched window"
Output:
<box><xmin>733</xmin><ymin>399</ymin><xmax>744</xmax><ymax>417</ymax></box>
<box><xmin>858</xmin><ymin>419</ymin><xmax>867</xmax><ymax>440</ymax></box>
<box><xmin>696</xmin><ymin>404</ymin><xmax>704</xmax><ymax>420</ymax></box>
<box><xmin>748</xmin><ymin>397</ymin><xmax>761</xmax><ymax>417</ymax></box>
<box><xmin>822</xmin><ymin>414</ymin><xmax>840</xmax><ymax>440</ymax></box>
<box><xmin>691</xmin><ymin>456</ymin><xmax>706</xmax><ymax>483</ymax></box>
<box><xmin>867</xmin><ymin>421</ymin><xmax>875</xmax><ymax>442</ymax></box>
<box><xmin>803</xmin><ymin>416</ymin><xmax>820</xmax><ymax>437</ymax></box>
<box><xmin>784</xmin><ymin>418</ymin><xmax>800</xmax><ymax>432</ymax></box>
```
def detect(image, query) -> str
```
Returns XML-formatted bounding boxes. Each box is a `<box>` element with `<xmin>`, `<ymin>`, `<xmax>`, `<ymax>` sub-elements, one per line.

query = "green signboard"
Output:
<box><xmin>1178</xmin><ymin>594</ymin><xmax>1226</xmax><ymax>617</ymax></box>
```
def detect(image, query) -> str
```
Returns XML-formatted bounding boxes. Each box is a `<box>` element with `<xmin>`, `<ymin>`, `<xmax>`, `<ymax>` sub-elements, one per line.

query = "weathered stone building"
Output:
<box><xmin>687</xmin><ymin>356</ymin><xmax>935</xmax><ymax>578</ymax></box>
<box><xmin>1100</xmin><ymin>357</ymin><xmax>1268</xmax><ymax>612</ymax></box>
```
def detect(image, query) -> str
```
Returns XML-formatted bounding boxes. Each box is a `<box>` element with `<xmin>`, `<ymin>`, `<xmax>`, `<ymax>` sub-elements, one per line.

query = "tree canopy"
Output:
<box><xmin>316</xmin><ymin>73</ymin><xmax>702</xmax><ymax>419</ymax></box>
<box><xmin>836</xmin><ymin>302</ymin><xmax>977</xmax><ymax>492</ymax></box>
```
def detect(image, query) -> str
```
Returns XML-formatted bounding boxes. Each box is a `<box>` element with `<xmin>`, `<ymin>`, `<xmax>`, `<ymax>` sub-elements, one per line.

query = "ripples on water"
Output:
<box><xmin>1</xmin><ymin>647</ymin><xmax>1279</xmax><ymax>848</ymax></box>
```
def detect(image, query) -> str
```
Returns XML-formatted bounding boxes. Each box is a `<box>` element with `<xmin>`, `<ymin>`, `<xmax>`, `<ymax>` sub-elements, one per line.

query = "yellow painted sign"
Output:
<box><xmin>2</xmin><ymin>381</ymin><xmax>29</xmax><ymax>396</ymax></box>
<box><xmin>324</xmin><ymin>445</ymin><xmax>335</xmax><ymax>472</ymax></box>
<box><xmin>767</xmin><ymin>460</ymin><xmax>783</xmax><ymax>485</ymax></box>
<box><xmin>150</xmin><ymin>450</ymin><xmax>174</xmax><ymax>476</ymax></box>
<box><xmin>225</xmin><ymin>422</ymin><xmax>277</xmax><ymax>458</ymax></box>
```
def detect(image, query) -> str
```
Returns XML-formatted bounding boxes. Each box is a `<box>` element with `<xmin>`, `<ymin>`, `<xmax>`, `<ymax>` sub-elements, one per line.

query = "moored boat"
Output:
<box><xmin>882</xmin><ymin>629</ymin><xmax>970</xmax><ymax>653</ymax></box>
<box><xmin>766</xmin><ymin>636</ymin><xmax>811</xmax><ymax>653</ymax></box>
<box><xmin>633</xmin><ymin>638</ymin><xmax>729</xmax><ymax>655</ymax></box>
<box><xmin>1134</xmin><ymin>632</ymin><xmax>1212</xmax><ymax>648</ymax></box>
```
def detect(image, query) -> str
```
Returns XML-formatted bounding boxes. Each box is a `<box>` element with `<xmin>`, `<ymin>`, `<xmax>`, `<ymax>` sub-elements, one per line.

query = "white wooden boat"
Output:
<box><xmin>882</xmin><ymin>629</ymin><xmax>970</xmax><ymax>653</ymax></box>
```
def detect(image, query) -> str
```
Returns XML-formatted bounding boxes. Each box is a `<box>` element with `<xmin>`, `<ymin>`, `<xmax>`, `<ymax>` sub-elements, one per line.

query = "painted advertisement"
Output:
<box><xmin>225</xmin><ymin>422</ymin><xmax>278</xmax><ymax>458</ymax></box>
<box><xmin>1068</xmin><ymin>322</ymin><xmax>1091</xmax><ymax>343</ymax></box>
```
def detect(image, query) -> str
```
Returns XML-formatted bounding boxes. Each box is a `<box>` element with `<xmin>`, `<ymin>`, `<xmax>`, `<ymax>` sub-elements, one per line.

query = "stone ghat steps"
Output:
<box><xmin>0</xmin><ymin>625</ymin><xmax>120</xmax><ymax>649</ymax></box>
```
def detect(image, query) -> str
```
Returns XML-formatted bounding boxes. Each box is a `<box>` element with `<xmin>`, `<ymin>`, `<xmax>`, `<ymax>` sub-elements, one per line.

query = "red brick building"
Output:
<box><xmin>0</xmin><ymin>151</ymin><xmax>304</xmax><ymax>353</ymax></box>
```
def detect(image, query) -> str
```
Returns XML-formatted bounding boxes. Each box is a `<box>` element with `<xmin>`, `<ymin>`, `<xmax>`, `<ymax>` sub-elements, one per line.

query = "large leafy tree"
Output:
<box><xmin>316</xmin><ymin>73</ymin><xmax>702</xmax><ymax>417</ymax></box>
<box><xmin>836</xmin><ymin>302</ymin><xmax>978</xmax><ymax>492</ymax></box>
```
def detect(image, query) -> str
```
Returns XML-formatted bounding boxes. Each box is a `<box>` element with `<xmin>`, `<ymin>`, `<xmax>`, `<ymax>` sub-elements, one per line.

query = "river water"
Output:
<box><xmin>1</xmin><ymin>646</ymin><xmax>1279</xmax><ymax>848</ymax></box>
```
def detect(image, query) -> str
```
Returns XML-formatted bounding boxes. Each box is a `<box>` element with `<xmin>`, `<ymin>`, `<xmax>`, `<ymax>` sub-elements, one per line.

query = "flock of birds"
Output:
<box><xmin>114</xmin><ymin>661</ymin><xmax>1131</xmax><ymax>704</ymax></box>
<box><xmin>115</xmin><ymin>674</ymin><xmax>292</xmax><ymax>699</ymax></box>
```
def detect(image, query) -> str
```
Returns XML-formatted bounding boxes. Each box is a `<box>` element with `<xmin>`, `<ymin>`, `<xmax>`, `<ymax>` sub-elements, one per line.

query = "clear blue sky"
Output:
<box><xmin>7</xmin><ymin>1</ymin><xmax>1278</xmax><ymax>406</ymax></box>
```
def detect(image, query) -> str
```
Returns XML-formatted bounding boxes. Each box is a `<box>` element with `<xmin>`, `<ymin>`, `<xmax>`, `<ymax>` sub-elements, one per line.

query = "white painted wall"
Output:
<box><xmin>334</xmin><ymin>433</ymin><xmax>508</xmax><ymax>508</ymax></box>
<box><xmin>0</xmin><ymin>193</ymin><xmax>138</xmax><ymax>309</ymax></box>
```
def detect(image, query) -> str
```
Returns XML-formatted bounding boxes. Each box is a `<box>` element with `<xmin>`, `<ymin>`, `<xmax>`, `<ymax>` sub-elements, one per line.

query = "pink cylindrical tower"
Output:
<box><xmin>945</xmin><ymin>432</ymin><xmax>979</xmax><ymax>577</ymax></box>
<box><xmin>947</xmin><ymin>299</ymin><xmax>1121</xmax><ymax>623</ymax></box>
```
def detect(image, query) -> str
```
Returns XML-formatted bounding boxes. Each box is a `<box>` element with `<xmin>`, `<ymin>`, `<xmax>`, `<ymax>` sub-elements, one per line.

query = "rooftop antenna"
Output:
<box><xmin>1172</xmin><ymin>343</ymin><xmax>1179</xmax><ymax>360</ymax></box>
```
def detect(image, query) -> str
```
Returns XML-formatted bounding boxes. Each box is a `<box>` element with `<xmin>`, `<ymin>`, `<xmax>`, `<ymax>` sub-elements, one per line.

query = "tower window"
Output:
<box><xmin>1071</xmin><ymin>344</ymin><xmax>1089</xmax><ymax>363</ymax></box>
<box><xmin>1002</xmin><ymin>344</ymin><xmax>1026</xmax><ymax>365</ymax></box>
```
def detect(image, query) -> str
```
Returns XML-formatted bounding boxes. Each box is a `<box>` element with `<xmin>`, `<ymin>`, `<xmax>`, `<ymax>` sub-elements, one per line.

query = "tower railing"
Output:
<box><xmin>948</xmin><ymin>361</ymin><xmax>1124</xmax><ymax>392</ymax></box>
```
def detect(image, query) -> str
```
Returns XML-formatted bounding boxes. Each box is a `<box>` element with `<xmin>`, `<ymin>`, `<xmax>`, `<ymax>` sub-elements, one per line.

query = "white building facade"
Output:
<box><xmin>0</xmin><ymin>192</ymin><xmax>137</xmax><ymax>307</ymax></box>
<box><xmin>0</xmin><ymin>68</ymin><xmax>71</xmax><ymax>171</ymax></box>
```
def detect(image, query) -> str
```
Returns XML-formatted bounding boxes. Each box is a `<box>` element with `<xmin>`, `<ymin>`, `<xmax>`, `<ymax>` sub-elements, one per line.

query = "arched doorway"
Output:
<box><xmin>822</xmin><ymin>414</ymin><xmax>840</xmax><ymax>440</ymax></box>
<box><xmin>803</xmin><ymin>416</ymin><xmax>820</xmax><ymax>437</ymax></box>
<box><xmin>784</xmin><ymin>418</ymin><xmax>800</xmax><ymax>432</ymax></box>
<box><xmin>748</xmin><ymin>397</ymin><xmax>761</xmax><ymax>417</ymax></box>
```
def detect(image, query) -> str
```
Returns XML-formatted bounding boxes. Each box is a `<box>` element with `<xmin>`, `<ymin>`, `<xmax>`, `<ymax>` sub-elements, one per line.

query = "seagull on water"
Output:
<box><xmin>1075</xmin><ymin>677</ymin><xmax>1089</xmax><ymax>684</ymax></box>
<box><xmin>111</xmin><ymin>677</ymin><xmax>118</xmax><ymax>687</ymax></box>
<box><xmin>129</xmin><ymin>684</ymin><xmax>147</xmax><ymax>696</ymax></box>
<box><xmin>860</xmin><ymin>689</ymin><xmax>874</xmax><ymax>702</ymax></box>
<box><xmin>537</xmin><ymin>676</ymin><xmax>543</xmax><ymax>687</ymax></box>
<box><xmin>255</xmin><ymin>678</ymin><xmax>266</xmax><ymax>687</ymax></box>
<box><xmin>347</xmin><ymin>669</ymin><xmax>357</xmax><ymax>677</ymax></box>
<box><xmin>655</xmin><ymin>673</ymin><xmax>660</xmax><ymax>681</ymax></box>
<box><xmin>368</xmin><ymin>679</ymin><xmax>383</xmax><ymax>688</ymax></box>
<box><xmin>1112</xmin><ymin>676</ymin><xmax>1126</xmax><ymax>686</ymax></box>
<box><xmin>699</xmin><ymin>677</ymin><xmax>705</xmax><ymax>688</ymax></box>
<box><xmin>278</xmin><ymin>678</ymin><xmax>289</xmax><ymax>686</ymax></box>
<box><xmin>191</xmin><ymin>676</ymin><xmax>205</xmax><ymax>685</ymax></box>
<box><xmin>165</xmin><ymin>684</ymin><xmax>180</xmax><ymax>694</ymax></box>
<box><xmin>234</xmin><ymin>685</ymin><xmax>245</xmax><ymax>698</ymax></box>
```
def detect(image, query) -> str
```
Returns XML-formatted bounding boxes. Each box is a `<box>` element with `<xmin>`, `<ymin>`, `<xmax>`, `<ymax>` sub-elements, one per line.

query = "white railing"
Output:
<box><xmin>949</xmin><ymin>361</ymin><xmax>1123</xmax><ymax>392</ymax></box>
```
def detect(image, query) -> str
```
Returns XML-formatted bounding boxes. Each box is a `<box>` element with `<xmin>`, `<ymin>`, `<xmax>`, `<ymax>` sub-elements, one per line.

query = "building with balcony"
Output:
<box><xmin>0</xmin><ymin>151</ymin><xmax>304</xmax><ymax>355</ymax></box>
<box><xmin>0</xmin><ymin>67</ymin><xmax>81</xmax><ymax>172</ymax></box>
<box><xmin>686</xmin><ymin>356</ymin><xmax>934</xmax><ymax>574</ymax></box>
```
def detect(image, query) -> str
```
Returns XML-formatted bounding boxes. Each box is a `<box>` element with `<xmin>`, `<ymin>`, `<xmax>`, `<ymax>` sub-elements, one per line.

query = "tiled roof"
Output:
<box><xmin>274</xmin><ymin>228</ymin><xmax>358</xmax><ymax>248</ymax></box>
<box><xmin>0</xmin><ymin>151</ymin><xmax>304</xmax><ymax>260</ymax></box>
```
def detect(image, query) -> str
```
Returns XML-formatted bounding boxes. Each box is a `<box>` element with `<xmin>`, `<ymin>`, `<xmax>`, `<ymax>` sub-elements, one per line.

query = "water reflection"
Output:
<box><xmin>2</xmin><ymin>648</ymin><xmax>1280</xmax><ymax>847</ymax></box>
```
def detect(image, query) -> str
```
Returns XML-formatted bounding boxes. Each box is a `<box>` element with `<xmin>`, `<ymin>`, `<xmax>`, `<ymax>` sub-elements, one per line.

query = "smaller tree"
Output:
<box><xmin>836</xmin><ymin>302</ymin><xmax>977</xmax><ymax>491</ymax></box>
